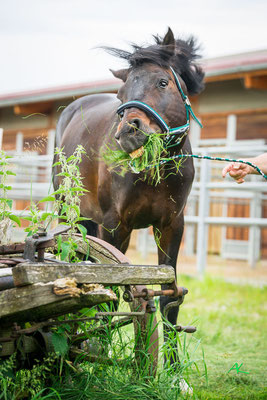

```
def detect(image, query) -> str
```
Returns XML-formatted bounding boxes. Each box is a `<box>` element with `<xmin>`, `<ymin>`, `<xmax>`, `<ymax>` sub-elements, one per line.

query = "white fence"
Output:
<box><xmin>138</xmin><ymin>116</ymin><xmax>267</xmax><ymax>273</ymax></box>
<box><xmin>1</xmin><ymin>119</ymin><xmax>267</xmax><ymax>274</ymax></box>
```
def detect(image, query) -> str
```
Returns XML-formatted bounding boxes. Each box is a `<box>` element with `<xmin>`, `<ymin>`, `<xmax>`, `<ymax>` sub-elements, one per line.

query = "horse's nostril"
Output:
<box><xmin>129</xmin><ymin>119</ymin><xmax>140</xmax><ymax>130</ymax></box>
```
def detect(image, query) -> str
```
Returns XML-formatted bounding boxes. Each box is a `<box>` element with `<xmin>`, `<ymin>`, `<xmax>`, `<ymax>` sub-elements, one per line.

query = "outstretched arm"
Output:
<box><xmin>222</xmin><ymin>153</ymin><xmax>267</xmax><ymax>184</ymax></box>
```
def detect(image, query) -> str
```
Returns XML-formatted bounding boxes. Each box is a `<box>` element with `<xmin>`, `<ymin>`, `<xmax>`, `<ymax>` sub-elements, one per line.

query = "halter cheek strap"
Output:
<box><xmin>116</xmin><ymin>66</ymin><xmax>202</xmax><ymax>146</ymax></box>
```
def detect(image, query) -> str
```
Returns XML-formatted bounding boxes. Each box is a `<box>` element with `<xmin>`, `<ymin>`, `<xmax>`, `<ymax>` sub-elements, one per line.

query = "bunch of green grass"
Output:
<box><xmin>25</xmin><ymin>323</ymin><xmax>204</xmax><ymax>400</ymax></box>
<box><xmin>101</xmin><ymin>131</ymin><xmax>183</xmax><ymax>186</ymax></box>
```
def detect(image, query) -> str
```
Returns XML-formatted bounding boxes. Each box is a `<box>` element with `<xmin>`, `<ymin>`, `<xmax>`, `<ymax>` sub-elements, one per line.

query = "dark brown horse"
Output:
<box><xmin>54</xmin><ymin>28</ymin><xmax>204</xmax><ymax>356</ymax></box>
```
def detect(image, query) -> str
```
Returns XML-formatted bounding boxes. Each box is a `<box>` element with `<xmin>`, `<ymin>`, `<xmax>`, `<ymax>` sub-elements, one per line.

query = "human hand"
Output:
<box><xmin>222</xmin><ymin>162</ymin><xmax>252</xmax><ymax>184</ymax></box>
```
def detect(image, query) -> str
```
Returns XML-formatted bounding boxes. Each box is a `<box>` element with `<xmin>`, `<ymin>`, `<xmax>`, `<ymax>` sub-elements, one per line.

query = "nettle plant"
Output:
<box><xmin>37</xmin><ymin>145</ymin><xmax>89</xmax><ymax>261</ymax></box>
<box><xmin>48</xmin><ymin>145</ymin><xmax>89</xmax><ymax>261</ymax></box>
<box><xmin>0</xmin><ymin>146</ymin><xmax>89</xmax><ymax>261</ymax></box>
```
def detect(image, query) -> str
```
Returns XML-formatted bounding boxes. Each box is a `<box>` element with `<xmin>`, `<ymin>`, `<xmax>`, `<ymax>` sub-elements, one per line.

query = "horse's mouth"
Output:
<box><xmin>129</xmin><ymin>146</ymin><xmax>144</xmax><ymax>159</ymax></box>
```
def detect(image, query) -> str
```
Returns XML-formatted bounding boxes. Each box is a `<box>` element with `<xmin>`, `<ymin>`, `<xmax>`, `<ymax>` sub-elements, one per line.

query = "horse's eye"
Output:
<box><xmin>158</xmin><ymin>79</ymin><xmax>168</xmax><ymax>88</ymax></box>
<box><xmin>118</xmin><ymin>111</ymin><xmax>124</xmax><ymax>120</ymax></box>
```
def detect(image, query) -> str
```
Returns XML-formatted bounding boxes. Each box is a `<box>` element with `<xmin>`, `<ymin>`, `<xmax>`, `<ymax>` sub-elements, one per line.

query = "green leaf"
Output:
<box><xmin>20</xmin><ymin>216</ymin><xmax>33</xmax><ymax>221</ymax></box>
<box><xmin>57</xmin><ymin>234</ymin><xmax>62</xmax><ymax>254</ymax></box>
<box><xmin>39</xmin><ymin>195</ymin><xmax>55</xmax><ymax>202</ymax></box>
<box><xmin>60</xmin><ymin>241</ymin><xmax>71</xmax><ymax>261</ymax></box>
<box><xmin>70</xmin><ymin>187</ymin><xmax>88</xmax><ymax>192</ymax></box>
<box><xmin>66</xmin><ymin>155</ymin><xmax>76</xmax><ymax>162</ymax></box>
<box><xmin>71</xmin><ymin>176</ymin><xmax>79</xmax><ymax>185</ymax></box>
<box><xmin>56</xmin><ymin>172</ymin><xmax>71</xmax><ymax>177</ymax></box>
<box><xmin>60</xmin><ymin>203</ymin><xmax>68</xmax><ymax>216</ymax></box>
<box><xmin>53</xmin><ymin>188</ymin><xmax>66</xmax><ymax>195</ymax></box>
<box><xmin>77</xmin><ymin>224</ymin><xmax>87</xmax><ymax>241</ymax></box>
<box><xmin>51</xmin><ymin>332</ymin><xmax>68</xmax><ymax>356</ymax></box>
<box><xmin>71</xmin><ymin>204</ymin><xmax>80</xmax><ymax>218</ymax></box>
<box><xmin>6</xmin><ymin>171</ymin><xmax>16</xmax><ymax>176</ymax></box>
<box><xmin>9</xmin><ymin>214</ymin><xmax>21</xmax><ymax>227</ymax></box>
<box><xmin>40</xmin><ymin>212</ymin><xmax>53</xmax><ymax>221</ymax></box>
<box><xmin>77</xmin><ymin>217</ymin><xmax>90</xmax><ymax>222</ymax></box>
<box><xmin>58</xmin><ymin>215</ymin><xmax>67</xmax><ymax>220</ymax></box>
<box><xmin>52</xmin><ymin>161</ymin><xmax>61</xmax><ymax>167</ymax></box>
<box><xmin>0</xmin><ymin>184</ymin><xmax>12</xmax><ymax>190</ymax></box>
<box><xmin>6</xmin><ymin>199</ymin><xmax>13</xmax><ymax>209</ymax></box>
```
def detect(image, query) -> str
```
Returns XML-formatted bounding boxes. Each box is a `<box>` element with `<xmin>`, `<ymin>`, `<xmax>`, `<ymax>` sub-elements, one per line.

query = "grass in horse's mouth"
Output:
<box><xmin>101</xmin><ymin>131</ymin><xmax>183</xmax><ymax>185</ymax></box>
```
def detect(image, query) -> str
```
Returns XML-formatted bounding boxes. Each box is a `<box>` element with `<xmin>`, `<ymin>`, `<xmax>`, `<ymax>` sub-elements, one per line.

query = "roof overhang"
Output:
<box><xmin>0</xmin><ymin>79</ymin><xmax>121</xmax><ymax>108</ymax></box>
<box><xmin>202</xmin><ymin>49</ymin><xmax>267</xmax><ymax>83</ymax></box>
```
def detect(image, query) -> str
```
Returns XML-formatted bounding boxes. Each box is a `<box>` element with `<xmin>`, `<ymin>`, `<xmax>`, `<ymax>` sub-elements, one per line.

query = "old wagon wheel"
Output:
<box><xmin>58</xmin><ymin>233</ymin><xmax>159</xmax><ymax>374</ymax></box>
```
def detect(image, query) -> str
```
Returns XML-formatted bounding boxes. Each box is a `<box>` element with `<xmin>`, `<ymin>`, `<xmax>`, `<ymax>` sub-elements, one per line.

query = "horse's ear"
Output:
<box><xmin>110</xmin><ymin>68</ymin><xmax>129</xmax><ymax>82</ymax></box>
<box><xmin>162</xmin><ymin>27</ymin><xmax>175</xmax><ymax>52</ymax></box>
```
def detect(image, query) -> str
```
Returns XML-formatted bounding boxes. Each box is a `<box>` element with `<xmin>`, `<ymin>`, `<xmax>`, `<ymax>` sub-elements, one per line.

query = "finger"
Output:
<box><xmin>233</xmin><ymin>163</ymin><xmax>246</xmax><ymax>170</ymax></box>
<box><xmin>222</xmin><ymin>163</ymin><xmax>235</xmax><ymax>177</ymax></box>
<box><xmin>229</xmin><ymin>170</ymin><xmax>245</xmax><ymax>179</ymax></box>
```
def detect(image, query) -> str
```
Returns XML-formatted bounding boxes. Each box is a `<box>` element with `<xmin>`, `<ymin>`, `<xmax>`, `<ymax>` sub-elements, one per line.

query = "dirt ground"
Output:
<box><xmin>126</xmin><ymin>247</ymin><xmax>267</xmax><ymax>287</ymax></box>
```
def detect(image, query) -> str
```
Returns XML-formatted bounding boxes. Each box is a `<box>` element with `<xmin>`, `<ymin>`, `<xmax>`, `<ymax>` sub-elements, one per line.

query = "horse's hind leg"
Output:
<box><xmin>153</xmin><ymin>214</ymin><xmax>185</xmax><ymax>365</ymax></box>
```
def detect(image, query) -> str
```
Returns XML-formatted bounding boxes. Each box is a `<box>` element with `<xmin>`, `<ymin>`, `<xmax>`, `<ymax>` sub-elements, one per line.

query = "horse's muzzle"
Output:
<box><xmin>115</xmin><ymin>118</ymin><xmax>150</xmax><ymax>154</ymax></box>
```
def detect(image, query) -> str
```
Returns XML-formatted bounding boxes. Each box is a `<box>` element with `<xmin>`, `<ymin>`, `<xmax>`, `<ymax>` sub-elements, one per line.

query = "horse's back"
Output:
<box><xmin>55</xmin><ymin>93</ymin><xmax>119</xmax><ymax>147</ymax></box>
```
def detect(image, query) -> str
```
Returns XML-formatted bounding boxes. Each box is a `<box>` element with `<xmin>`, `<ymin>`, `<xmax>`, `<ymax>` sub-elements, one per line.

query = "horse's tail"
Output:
<box><xmin>79</xmin><ymin>219</ymin><xmax>99</xmax><ymax>237</ymax></box>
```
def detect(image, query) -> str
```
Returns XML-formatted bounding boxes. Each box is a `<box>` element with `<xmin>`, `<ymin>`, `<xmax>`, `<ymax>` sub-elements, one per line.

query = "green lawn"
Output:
<box><xmin>178</xmin><ymin>275</ymin><xmax>267</xmax><ymax>399</ymax></box>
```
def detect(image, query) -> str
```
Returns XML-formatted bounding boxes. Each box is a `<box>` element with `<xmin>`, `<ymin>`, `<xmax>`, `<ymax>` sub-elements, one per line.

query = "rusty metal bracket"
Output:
<box><xmin>23</xmin><ymin>225</ymin><xmax>71</xmax><ymax>262</ymax></box>
<box><xmin>145</xmin><ymin>299</ymin><xmax>156</xmax><ymax>313</ymax></box>
<box><xmin>174</xmin><ymin>325</ymin><xmax>196</xmax><ymax>333</ymax></box>
<box><xmin>95</xmin><ymin>311</ymin><xmax>145</xmax><ymax>317</ymax></box>
<box><xmin>122</xmin><ymin>285</ymin><xmax>134</xmax><ymax>302</ymax></box>
<box><xmin>131</xmin><ymin>284</ymin><xmax>188</xmax><ymax>301</ymax></box>
<box><xmin>162</xmin><ymin>287</ymin><xmax>189</xmax><ymax>320</ymax></box>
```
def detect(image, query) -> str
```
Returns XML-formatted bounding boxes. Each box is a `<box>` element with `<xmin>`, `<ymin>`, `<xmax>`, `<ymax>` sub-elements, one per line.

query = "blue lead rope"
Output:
<box><xmin>147</xmin><ymin>153</ymin><xmax>267</xmax><ymax>181</ymax></box>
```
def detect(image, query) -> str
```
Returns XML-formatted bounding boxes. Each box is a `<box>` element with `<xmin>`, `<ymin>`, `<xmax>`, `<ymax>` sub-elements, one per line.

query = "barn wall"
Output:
<box><xmin>198</xmin><ymin>80</ymin><xmax>267</xmax><ymax>114</ymax></box>
<box><xmin>0</xmin><ymin>106</ymin><xmax>52</xmax><ymax>130</ymax></box>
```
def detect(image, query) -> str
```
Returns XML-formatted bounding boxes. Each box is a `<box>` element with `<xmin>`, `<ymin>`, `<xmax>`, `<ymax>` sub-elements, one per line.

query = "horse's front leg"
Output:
<box><xmin>153</xmin><ymin>214</ymin><xmax>185</xmax><ymax>363</ymax></box>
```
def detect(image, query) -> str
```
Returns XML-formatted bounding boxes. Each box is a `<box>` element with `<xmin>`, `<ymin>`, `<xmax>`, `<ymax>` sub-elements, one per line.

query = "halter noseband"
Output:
<box><xmin>116</xmin><ymin>66</ymin><xmax>202</xmax><ymax>146</ymax></box>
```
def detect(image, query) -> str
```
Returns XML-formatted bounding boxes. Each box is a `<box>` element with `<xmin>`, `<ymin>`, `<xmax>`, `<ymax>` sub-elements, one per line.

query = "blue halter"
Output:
<box><xmin>117</xmin><ymin>66</ymin><xmax>202</xmax><ymax>146</ymax></box>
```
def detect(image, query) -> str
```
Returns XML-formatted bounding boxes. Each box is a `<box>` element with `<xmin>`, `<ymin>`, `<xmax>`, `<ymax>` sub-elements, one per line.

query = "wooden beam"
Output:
<box><xmin>14</xmin><ymin>101</ymin><xmax>53</xmax><ymax>116</ymax></box>
<box><xmin>244</xmin><ymin>75</ymin><xmax>267</xmax><ymax>90</ymax></box>
<box><xmin>0</xmin><ymin>280</ymin><xmax>117</xmax><ymax>324</ymax></box>
<box><xmin>12</xmin><ymin>263</ymin><xmax>175</xmax><ymax>287</ymax></box>
<box><xmin>205</xmin><ymin>69</ymin><xmax>267</xmax><ymax>83</ymax></box>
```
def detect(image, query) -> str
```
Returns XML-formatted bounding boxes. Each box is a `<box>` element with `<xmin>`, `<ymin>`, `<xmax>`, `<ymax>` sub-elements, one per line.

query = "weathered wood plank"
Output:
<box><xmin>0</xmin><ymin>281</ymin><xmax>116</xmax><ymax>324</ymax></box>
<box><xmin>12</xmin><ymin>263</ymin><xmax>175</xmax><ymax>287</ymax></box>
<box><xmin>0</xmin><ymin>267</ymin><xmax>12</xmax><ymax>277</ymax></box>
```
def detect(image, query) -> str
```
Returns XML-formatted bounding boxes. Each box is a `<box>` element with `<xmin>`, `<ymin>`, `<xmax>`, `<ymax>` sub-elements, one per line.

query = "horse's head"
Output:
<box><xmin>107</xmin><ymin>28</ymin><xmax>204</xmax><ymax>155</ymax></box>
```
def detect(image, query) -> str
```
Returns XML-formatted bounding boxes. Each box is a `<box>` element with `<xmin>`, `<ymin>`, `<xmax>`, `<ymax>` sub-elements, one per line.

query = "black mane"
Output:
<box><xmin>103</xmin><ymin>30</ymin><xmax>205</xmax><ymax>95</ymax></box>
